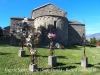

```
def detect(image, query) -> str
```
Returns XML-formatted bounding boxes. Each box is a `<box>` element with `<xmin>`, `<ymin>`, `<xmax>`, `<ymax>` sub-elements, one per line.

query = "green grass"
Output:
<box><xmin>0</xmin><ymin>37</ymin><xmax>100</xmax><ymax>75</ymax></box>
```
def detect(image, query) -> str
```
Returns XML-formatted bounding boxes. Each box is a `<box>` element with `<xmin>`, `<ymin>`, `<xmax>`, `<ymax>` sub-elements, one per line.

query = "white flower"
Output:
<box><xmin>26</xmin><ymin>38</ymin><xmax>31</xmax><ymax>42</ymax></box>
<box><xmin>26</xmin><ymin>42</ymin><xmax>32</xmax><ymax>47</ymax></box>
<box><xmin>30</xmin><ymin>49</ymin><xmax>37</xmax><ymax>55</ymax></box>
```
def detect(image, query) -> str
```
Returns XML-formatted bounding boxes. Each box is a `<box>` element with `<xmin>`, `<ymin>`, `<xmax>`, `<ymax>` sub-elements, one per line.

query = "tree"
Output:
<box><xmin>90</xmin><ymin>37</ymin><xmax>97</xmax><ymax>45</ymax></box>
<box><xmin>0</xmin><ymin>27</ymin><xmax>3</xmax><ymax>37</ymax></box>
<box><xmin>86</xmin><ymin>40</ymin><xmax>90</xmax><ymax>45</ymax></box>
<box><xmin>97</xmin><ymin>39</ymin><xmax>100</xmax><ymax>42</ymax></box>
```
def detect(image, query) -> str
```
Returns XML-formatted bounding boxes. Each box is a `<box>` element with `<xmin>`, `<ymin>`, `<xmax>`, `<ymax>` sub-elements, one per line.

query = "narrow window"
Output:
<box><xmin>54</xmin><ymin>21</ymin><xmax>56</xmax><ymax>29</ymax></box>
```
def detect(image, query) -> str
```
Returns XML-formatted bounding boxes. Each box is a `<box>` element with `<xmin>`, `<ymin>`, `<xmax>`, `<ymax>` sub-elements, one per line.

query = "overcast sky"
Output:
<box><xmin>0</xmin><ymin>0</ymin><xmax>100</xmax><ymax>35</ymax></box>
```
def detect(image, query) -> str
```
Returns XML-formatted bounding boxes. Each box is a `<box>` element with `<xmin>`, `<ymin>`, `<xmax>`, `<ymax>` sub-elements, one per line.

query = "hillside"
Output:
<box><xmin>86</xmin><ymin>32</ymin><xmax>100</xmax><ymax>40</ymax></box>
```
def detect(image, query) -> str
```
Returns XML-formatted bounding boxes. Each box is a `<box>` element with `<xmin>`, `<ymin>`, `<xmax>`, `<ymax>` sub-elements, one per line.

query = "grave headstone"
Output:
<box><xmin>18</xmin><ymin>48</ymin><xmax>26</xmax><ymax>57</ymax></box>
<box><xmin>48</xmin><ymin>56</ymin><xmax>57</xmax><ymax>67</ymax></box>
<box><xmin>29</xmin><ymin>64</ymin><xmax>38</xmax><ymax>72</ymax></box>
<box><xmin>81</xmin><ymin>57</ymin><xmax>88</xmax><ymax>68</ymax></box>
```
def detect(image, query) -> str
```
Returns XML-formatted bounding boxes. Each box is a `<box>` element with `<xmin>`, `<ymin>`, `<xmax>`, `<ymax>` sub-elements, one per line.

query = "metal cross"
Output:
<box><xmin>82</xmin><ymin>33</ymin><xmax>86</xmax><ymax>56</ymax></box>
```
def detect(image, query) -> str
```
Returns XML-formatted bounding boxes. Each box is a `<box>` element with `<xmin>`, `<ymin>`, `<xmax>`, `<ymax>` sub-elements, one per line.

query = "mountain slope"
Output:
<box><xmin>86</xmin><ymin>32</ymin><xmax>100</xmax><ymax>40</ymax></box>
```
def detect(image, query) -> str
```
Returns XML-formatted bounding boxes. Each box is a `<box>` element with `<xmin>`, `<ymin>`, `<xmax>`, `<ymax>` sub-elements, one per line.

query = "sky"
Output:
<box><xmin>0</xmin><ymin>0</ymin><xmax>100</xmax><ymax>35</ymax></box>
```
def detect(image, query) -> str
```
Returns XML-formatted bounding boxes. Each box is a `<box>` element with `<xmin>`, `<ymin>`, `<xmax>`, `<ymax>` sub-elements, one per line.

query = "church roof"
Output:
<box><xmin>32</xmin><ymin>3</ymin><xmax>66</xmax><ymax>13</ymax></box>
<box><xmin>68</xmin><ymin>20</ymin><xmax>85</xmax><ymax>25</ymax></box>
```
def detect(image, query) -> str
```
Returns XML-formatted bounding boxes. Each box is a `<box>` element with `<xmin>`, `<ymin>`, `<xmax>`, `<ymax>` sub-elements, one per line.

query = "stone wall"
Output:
<box><xmin>9</xmin><ymin>3</ymin><xmax>85</xmax><ymax>46</ymax></box>
<box><xmin>10</xmin><ymin>17</ymin><xmax>34</xmax><ymax>45</ymax></box>
<box><xmin>31</xmin><ymin>3</ymin><xmax>66</xmax><ymax>19</ymax></box>
<box><xmin>10</xmin><ymin>18</ymin><xmax>34</xmax><ymax>32</ymax></box>
<box><xmin>68</xmin><ymin>24</ymin><xmax>85</xmax><ymax>45</ymax></box>
<box><xmin>34</xmin><ymin>15</ymin><xmax>68</xmax><ymax>45</ymax></box>
<box><xmin>10</xmin><ymin>17</ymin><xmax>85</xmax><ymax>46</ymax></box>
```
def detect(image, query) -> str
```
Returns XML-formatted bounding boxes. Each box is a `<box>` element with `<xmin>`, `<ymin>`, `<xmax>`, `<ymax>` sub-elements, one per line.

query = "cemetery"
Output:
<box><xmin>0</xmin><ymin>3</ymin><xmax>100</xmax><ymax>75</ymax></box>
<box><xmin>0</xmin><ymin>36</ymin><xmax>100</xmax><ymax>75</ymax></box>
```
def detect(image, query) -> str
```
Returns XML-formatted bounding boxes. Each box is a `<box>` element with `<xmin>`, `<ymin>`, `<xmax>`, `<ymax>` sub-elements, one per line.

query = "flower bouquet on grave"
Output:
<box><xmin>16</xmin><ymin>29</ymin><xmax>26</xmax><ymax>49</ymax></box>
<box><xmin>47</xmin><ymin>33</ymin><xmax>56</xmax><ymax>56</ymax></box>
<box><xmin>26</xmin><ymin>30</ymin><xmax>41</xmax><ymax>64</ymax></box>
<box><xmin>11</xmin><ymin>28</ymin><xmax>26</xmax><ymax>41</ymax></box>
<box><xmin>48</xmin><ymin>33</ymin><xmax>56</xmax><ymax>39</ymax></box>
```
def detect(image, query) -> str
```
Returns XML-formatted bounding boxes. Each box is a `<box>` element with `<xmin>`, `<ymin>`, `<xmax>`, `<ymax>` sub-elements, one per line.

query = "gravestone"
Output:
<box><xmin>18</xmin><ymin>48</ymin><xmax>26</xmax><ymax>57</ymax></box>
<box><xmin>48</xmin><ymin>56</ymin><xmax>57</xmax><ymax>67</ymax></box>
<box><xmin>81</xmin><ymin>57</ymin><xmax>88</xmax><ymax>68</ymax></box>
<box><xmin>29</xmin><ymin>64</ymin><xmax>38</xmax><ymax>72</ymax></box>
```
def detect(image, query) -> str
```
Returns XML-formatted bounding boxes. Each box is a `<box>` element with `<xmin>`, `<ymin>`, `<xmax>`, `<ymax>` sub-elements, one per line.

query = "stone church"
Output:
<box><xmin>10</xmin><ymin>3</ymin><xmax>85</xmax><ymax>45</ymax></box>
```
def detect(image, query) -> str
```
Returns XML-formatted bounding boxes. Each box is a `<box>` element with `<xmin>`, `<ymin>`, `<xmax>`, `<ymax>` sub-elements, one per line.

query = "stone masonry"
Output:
<box><xmin>10</xmin><ymin>3</ymin><xmax>85</xmax><ymax>45</ymax></box>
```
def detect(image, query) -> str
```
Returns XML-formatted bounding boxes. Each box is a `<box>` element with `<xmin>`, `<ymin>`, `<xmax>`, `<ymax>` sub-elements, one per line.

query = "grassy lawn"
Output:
<box><xmin>0</xmin><ymin>37</ymin><xmax>100</xmax><ymax>75</ymax></box>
